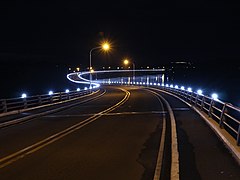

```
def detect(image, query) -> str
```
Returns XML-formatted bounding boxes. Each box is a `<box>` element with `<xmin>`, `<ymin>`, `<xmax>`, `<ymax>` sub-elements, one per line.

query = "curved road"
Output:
<box><xmin>0</xmin><ymin>86</ymin><xmax>165</xmax><ymax>180</ymax></box>
<box><xmin>0</xmin><ymin>85</ymin><xmax>239</xmax><ymax>180</ymax></box>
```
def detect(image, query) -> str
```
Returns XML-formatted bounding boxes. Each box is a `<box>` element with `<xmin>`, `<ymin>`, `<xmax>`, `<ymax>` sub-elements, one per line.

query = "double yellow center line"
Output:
<box><xmin>0</xmin><ymin>88</ymin><xmax>130</xmax><ymax>169</ymax></box>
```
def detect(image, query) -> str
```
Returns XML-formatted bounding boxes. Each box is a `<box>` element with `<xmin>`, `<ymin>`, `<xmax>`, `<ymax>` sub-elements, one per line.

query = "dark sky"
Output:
<box><xmin>1</xmin><ymin>1</ymin><xmax>240</xmax><ymax>68</ymax></box>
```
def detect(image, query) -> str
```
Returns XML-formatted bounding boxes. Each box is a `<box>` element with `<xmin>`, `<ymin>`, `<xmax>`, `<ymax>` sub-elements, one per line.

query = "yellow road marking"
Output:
<box><xmin>0</xmin><ymin>87</ymin><xmax>130</xmax><ymax>169</ymax></box>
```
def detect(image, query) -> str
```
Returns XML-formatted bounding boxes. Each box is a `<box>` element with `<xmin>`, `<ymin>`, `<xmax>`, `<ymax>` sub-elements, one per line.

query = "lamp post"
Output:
<box><xmin>123</xmin><ymin>59</ymin><xmax>135</xmax><ymax>82</ymax></box>
<box><xmin>89</xmin><ymin>42</ymin><xmax>110</xmax><ymax>88</ymax></box>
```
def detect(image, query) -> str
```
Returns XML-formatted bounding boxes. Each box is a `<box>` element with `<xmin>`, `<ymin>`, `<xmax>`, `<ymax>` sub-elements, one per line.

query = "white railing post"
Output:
<box><xmin>208</xmin><ymin>99</ymin><xmax>214</xmax><ymax>117</ymax></box>
<box><xmin>237</xmin><ymin>125</ymin><xmax>240</xmax><ymax>146</ymax></box>
<box><xmin>200</xmin><ymin>97</ymin><xmax>205</xmax><ymax>111</ymax></box>
<box><xmin>23</xmin><ymin>98</ymin><xmax>27</xmax><ymax>109</ymax></box>
<box><xmin>38</xmin><ymin>95</ymin><xmax>42</xmax><ymax>105</ymax></box>
<box><xmin>2</xmin><ymin>100</ymin><xmax>7</xmax><ymax>112</ymax></box>
<box><xmin>219</xmin><ymin>103</ymin><xmax>227</xmax><ymax>129</ymax></box>
<box><xmin>60</xmin><ymin>92</ymin><xmax>62</xmax><ymax>101</ymax></box>
<box><xmin>195</xmin><ymin>94</ymin><xmax>199</xmax><ymax>106</ymax></box>
<box><xmin>190</xmin><ymin>92</ymin><xmax>193</xmax><ymax>103</ymax></box>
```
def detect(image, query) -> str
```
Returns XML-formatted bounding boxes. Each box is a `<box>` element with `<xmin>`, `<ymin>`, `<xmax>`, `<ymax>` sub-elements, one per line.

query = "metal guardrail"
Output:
<box><xmin>0</xmin><ymin>89</ymin><xmax>96</xmax><ymax>115</ymax></box>
<box><xmin>103</xmin><ymin>80</ymin><xmax>240</xmax><ymax>146</ymax></box>
<box><xmin>165</xmin><ymin>86</ymin><xmax>240</xmax><ymax>146</ymax></box>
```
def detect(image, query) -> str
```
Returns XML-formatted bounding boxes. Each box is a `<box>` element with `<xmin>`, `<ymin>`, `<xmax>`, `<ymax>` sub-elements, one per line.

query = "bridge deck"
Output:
<box><xmin>158</xmin><ymin>91</ymin><xmax>240</xmax><ymax>180</ymax></box>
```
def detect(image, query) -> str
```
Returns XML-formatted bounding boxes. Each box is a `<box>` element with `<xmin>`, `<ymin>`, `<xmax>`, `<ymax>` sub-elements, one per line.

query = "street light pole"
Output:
<box><xmin>132</xmin><ymin>62</ymin><xmax>135</xmax><ymax>82</ymax></box>
<box><xmin>89</xmin><ymin>47</ymin><xmax>100</xmax><ymax>89</ymax></box>
<box><xmin>123</xmin><ymin>59</ymin><xmax>135</xmax><ymax>82</ymax></box>
<box><xmin>89</xmin><ymin>42</ymin><xmax>110</xmax><ymax>89</ymax></box>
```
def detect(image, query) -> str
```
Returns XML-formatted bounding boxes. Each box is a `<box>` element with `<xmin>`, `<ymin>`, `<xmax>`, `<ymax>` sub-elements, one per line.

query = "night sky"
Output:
<box><xmin>0</xmin><ymin>1</ymin><xmax>240</xmax><ymax>102</ymax></box>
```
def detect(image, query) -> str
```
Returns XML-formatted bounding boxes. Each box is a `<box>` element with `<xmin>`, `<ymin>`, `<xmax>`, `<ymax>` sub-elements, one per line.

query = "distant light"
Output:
<box><xmin>161</xmin><ymin>83</ymin><xmax>165</xmax><ymax>87</ymax></box>
<box><xmin>154</xmin><ymin>83</ymin><xmax>157</xmax><ymax>86</ymax></box>
<box><xmin>211</xmin><ymin>93</ymin><xmax>218</xmax><ymax>100</ymax></box>
<box><xmin>197</xmin><ymin>89</ymin><xmax>203</xmax><ymax>95</ymax></box>
<box><xmin>150</xmin><ymin>83</ymin><xmax>153</xmax><ymax>85</ymax></box>
<box><xmin>48</xmin><ymin>91</ymin><xmax>53</xmax><ymax>95</ymax></box>
<box><xmin>170</xmin><ymin>84</ymin><xmax>173</xmax><ymax>88</ymax></box>
<box><xmin>175</xmin><ymin>85</ymin><xmax>179</xmax><ymax>89</ymax></box>
<box><xmin>187</xmin><ymin>87</ymin><xmax>192</xmax><ymax>92</ymax></box>
<box><xmin>166</xmin><ymin>84</ymin><xmax>169</xmax><ymax>87</ymax></box>
<box><xmin>65</xmin><ymin>89</ymin><xmax>70</xmax><ymax>93</ymax></box>
<box><xmin>181</xmin><ymin>86</ymin><xmax>185</xmax><ymax>90</ymax></box>
<box><xmin>77</xmin><ymin>88</ymin><xmax>80</xmax><ymax>91</ymax></box>
<box><xmin>21</xmin><ymin>93</ymin><xmax>27</xmax><ymax>98</ymax></box>
<box><xmin>84</xmin><ymin>87</ymin><xmax>88</xmax><ymax>90</ymax></box>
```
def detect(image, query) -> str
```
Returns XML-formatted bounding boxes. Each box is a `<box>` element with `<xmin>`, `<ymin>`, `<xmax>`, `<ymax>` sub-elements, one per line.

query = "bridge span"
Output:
<box><xmin>0</xmin><ymin>70</ymin><xmax>239</xmax><ymax>180</ymax></box>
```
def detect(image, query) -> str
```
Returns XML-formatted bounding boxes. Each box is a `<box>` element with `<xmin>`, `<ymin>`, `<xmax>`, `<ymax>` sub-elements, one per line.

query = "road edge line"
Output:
<box><xmin>145</xmin><ymin>89</ymin><xmax>167</xmax><ymax>180</ymax></box>
<box><xmin>153</xmin><ymin>88</ymin><xmax>240</xmax><ymax>165</ymax></box>
<box><xmin>147</xmin><ymin>88</ymin><xmax>180</xmax><ymax>180</ymax></box>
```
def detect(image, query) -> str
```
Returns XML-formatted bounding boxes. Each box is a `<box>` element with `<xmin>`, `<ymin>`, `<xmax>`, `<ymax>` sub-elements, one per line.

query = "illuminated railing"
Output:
<box><xmin>0</xmin><ymin>88</ymin><xmax>97</xmax><ymax>116</ymax></box>
<box><xmin>67</xmin><ymin>70</ymin><xmax>240</xmax><ymax>146</ymax></box>
<box><xmin>102</xmin><ymin>78</ymin><xmax>240</xmax><ymax>146</ymax></box>
<box><xmin>165</xmin><ymin>86</ymin><xmax>240</xmax><ymax>145</ymax></box>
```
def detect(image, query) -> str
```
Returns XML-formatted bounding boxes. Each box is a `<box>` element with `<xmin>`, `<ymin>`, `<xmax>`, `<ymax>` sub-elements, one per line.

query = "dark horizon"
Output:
<box><xmin>0</xmin><ymin>1</ymin><xmax>240</xmax><ymax>105</ymax></box>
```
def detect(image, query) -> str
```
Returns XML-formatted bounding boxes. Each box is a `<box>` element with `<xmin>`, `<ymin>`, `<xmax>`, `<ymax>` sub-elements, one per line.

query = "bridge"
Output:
<box><xmin>0</xmin><ymin>69</ymin><xmax>239</xmax><ymax>180</ymax></box>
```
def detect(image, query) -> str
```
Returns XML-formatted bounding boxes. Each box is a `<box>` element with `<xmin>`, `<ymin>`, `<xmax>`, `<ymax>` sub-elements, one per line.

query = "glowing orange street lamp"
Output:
<box><xmin>123</xmin><ymin>58</ymin><xmax>135</xmax><ymax>82</ymax></box>
<box><xmin>89</xmin><ymin>41</ymin><xmax>110</xmax><ymax>88</ymax></box>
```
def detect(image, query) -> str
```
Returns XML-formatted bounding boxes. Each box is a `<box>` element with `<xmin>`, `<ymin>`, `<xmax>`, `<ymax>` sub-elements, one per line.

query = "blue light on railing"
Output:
<box><xmin>77</xmin><ymin>88</ymin><xmax>80</xmax><ymax>91</ymax></box>
<box><xmin>211</xmin><ymin>93</ymin><xmax>218</xmax><ymax>100</ymax></box>
<box><xmin>175</xmin><ymin>85</ymin><xmax>179</xmax><ymax>89</ymax></box>
<box><xmin>21</xmin><ymin>93</ymin><xmax>27</xmax><ymax>98</ymax></box>
<box><xmin>65</xmin><ymin>89</ymin><xmax>70</xmax><ymax>93</ymax></box>
<box><xmin>48</xmin><ymin>91</ymin><xmax>53</xmax><ymax>95</ymax></box>
<box><xmin>170</xmin><ymin>84</ymin><xmax>173</xmax><ymax>88</ymax></box>
<box><xmin>187</xmin><ymin>87</ymin><xmax>192</xmax><ymax>92</ymax></box>
<box><xmin>181</xmin><ymin>86</ymin><xmax>185</xmax><ymax>90</ymax></box>
<box><xmin>197</xmin><ymin>89</ymin><xmax>203</xmax><ymax>95</ymax></box>
<box><xmin>166</xmin><ymin>84</ymin><xmax>169</xmax><ymax>87</ymax></box>
<box><xmin>84</xmin><ymin>87</ymin><xmax>88</xmax><ymax>90</ymax></box>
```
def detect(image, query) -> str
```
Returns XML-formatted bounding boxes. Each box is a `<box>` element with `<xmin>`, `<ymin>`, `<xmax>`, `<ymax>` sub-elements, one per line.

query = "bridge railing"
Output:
<box><xmin>103</xmin><ymin>79</ymin><xmax>240</xmax><ymax>146</ymax></box>
<box><xmin>167</xmin><ymin>87</ymin><xmax>240</xmax><ymax>145</ymax></box>
<box><xmin>0</xmin><ymin>88</ymin><xmax>95</xmax><ymax>116</ymax></box>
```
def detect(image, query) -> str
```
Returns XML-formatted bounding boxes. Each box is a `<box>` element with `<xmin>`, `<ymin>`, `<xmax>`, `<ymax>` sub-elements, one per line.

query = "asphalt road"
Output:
<box><xmin>0</xmin><ymin>85</ymin><xmax>239</xmax><ymax>180</ymax></box>
<box><xmin>0</xmin><ymin>86</ymin><xmax>165</xmax><ymax>180</ymax></box>
<box><xmin>149</xmin><ymin>87</ymin><xmax>240</xmax><ymax>180</ymax></box>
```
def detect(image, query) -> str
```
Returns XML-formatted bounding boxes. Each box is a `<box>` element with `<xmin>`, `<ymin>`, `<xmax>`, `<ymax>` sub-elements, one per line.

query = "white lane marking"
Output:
<box><xmin>145</xmin><ymin>89</ymin><xmax>167</xmax><ymax>180</ymax></box>
<box><xmin>155</xmin><ymin>88</ymin><xmax>240</xmax><ymax>165</ymax></box>
<box><xmin>147</xmin><ymin>87</ymin><xmax>180</xmax><ymax>180</ymax></box>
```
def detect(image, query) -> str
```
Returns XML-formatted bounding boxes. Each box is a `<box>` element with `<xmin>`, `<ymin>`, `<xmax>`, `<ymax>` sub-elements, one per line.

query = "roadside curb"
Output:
<box><xmin>153</xmin><ymin>88</ymin><xmax>240</xmax><ymax>165</ymax></box>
